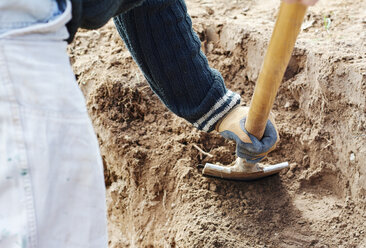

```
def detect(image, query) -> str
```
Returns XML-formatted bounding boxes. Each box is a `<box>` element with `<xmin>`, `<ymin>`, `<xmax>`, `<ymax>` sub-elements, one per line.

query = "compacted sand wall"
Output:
<box><xmin>69</xmin><ymin>0</ymin><xmax>366</xmax><ymax>247</ymax></box>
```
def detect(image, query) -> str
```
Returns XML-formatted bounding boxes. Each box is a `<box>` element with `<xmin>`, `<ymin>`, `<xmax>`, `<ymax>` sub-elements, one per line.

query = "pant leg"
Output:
<box><xmin>114</xmin><ymin>0</ymin><xmax>241</xmax><ymax>132</ymax></box>
<box><xmin>0</xmin><ymin>1</ymin><xmax>108</xmax><ymax>247</ymax></box>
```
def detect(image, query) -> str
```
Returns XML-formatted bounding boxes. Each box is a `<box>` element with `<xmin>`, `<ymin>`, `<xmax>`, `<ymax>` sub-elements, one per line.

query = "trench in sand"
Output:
<box><xmin>69</xmin><ymin>0</ymin><xmax>366</xmax><ymax>246</ymax></box>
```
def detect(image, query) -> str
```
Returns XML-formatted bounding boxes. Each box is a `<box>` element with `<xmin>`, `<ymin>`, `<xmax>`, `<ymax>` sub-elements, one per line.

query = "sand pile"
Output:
<box><xmin>69</xmin><ymin>0</ymin><xmax>366</xmax><ymax>246</ymax></box>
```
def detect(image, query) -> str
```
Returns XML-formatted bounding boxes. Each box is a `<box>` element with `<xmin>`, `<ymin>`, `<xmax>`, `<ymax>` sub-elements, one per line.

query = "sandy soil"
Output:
<box><xmin>68</xmin><ymin>0</ymin><xmax>366</xmax><ymax>247</ymax></box>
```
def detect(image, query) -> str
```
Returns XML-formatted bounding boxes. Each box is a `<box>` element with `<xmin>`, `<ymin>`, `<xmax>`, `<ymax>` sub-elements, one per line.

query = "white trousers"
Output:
<box><xmin>0</xmin><ymin>1</ymin><xmax>108</xmax><ymax>247</ymax></box>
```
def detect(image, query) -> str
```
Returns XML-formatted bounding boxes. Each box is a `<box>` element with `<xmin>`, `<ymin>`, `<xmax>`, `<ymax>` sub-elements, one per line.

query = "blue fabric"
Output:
<box><xmin>220</xmin><ymin>118</ymin><xmax>278</xmax><ymax>163</ymax></box>
<box><xmin>113</xmin><ymin>0</ymin><xmax>240</xmax><ymax>131</ymax></box>
<box><xmin>65</xmin><ymin>0</ymin><xmax>145</xmax><ymax>42</ymax></box>
<box><xmin>0</xmin><ymin>0</ymin><xmax>61</xmax><ymax>35</ymax></box>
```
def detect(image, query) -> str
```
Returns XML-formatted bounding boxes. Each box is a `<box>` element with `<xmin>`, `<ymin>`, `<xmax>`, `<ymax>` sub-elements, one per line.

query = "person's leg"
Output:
<box><xmin>114</xmin><ymin>0</ymin><xmax>241</xmax><ymax>132</ymax></box>
<box><xmin>0</xmin><ymin>1</ymin><xmax>108</xmax><ymax>247</ymax></box>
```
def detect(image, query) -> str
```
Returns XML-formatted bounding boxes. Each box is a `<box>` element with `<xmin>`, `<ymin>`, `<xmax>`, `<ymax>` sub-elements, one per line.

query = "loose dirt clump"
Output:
<box><xmin>68</xmin><ymin>0</ymin><xmax>366</xmax><ymax>247</ymax></box>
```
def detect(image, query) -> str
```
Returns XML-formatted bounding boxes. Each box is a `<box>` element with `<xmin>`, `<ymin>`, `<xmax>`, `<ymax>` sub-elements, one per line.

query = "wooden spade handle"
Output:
<box><xmin>245</xmin><ymin>2</ymin><xmax>307</xmax><ymax>139</ymax></box>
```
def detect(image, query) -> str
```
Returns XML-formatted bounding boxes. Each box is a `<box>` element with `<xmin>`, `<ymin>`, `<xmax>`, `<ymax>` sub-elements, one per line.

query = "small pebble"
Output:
<box><xmin>284</xmin><ymin>101</ymin><xmax>291</xmax><ymax>109</ymax></box>
<box><xmin>350</xmin><ymin>153</ymin><xmax>355</xmax><ymax>162</ymax></box>
<box><xmin>209</xmin><ymin>183</ymin><xmax>216</xmax><ymax>191</ymax></box>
